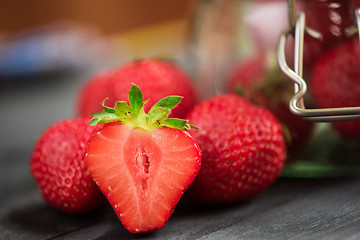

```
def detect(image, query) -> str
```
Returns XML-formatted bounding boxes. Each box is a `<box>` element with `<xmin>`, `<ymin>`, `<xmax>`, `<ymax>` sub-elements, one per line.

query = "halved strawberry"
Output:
<box><xmin>85</xmin><ymin>85</ymin><xmax>201</xmax><ymax>233</ymax></box>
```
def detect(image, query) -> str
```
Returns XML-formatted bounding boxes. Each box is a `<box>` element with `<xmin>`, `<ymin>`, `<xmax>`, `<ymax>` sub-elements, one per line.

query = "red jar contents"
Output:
<box><xmin>303</xmin><ymin>0</ymin><xmax>360</xmax><ymax>140</ymax></box>
<box><xmin>299</xmin><ymin>0</ymin><xmax>355</xmax><ymax>47</ymax></box>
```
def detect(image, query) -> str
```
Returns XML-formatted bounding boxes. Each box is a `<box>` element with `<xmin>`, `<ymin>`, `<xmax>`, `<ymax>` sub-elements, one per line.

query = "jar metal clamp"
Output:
<box><xmin>277</xmin><ymin>0</ymin><xmax>360</xmax><ymax>122</ymax></box>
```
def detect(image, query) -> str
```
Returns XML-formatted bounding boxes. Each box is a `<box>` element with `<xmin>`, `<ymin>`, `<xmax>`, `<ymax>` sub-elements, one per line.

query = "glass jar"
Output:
<box><xmin>187</xmin><ymin>0</ymin><xmax>360</xmax><ymax>177</ymax></box>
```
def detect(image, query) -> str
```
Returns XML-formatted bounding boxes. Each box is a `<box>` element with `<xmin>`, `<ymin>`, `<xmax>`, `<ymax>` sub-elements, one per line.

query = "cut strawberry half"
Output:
<box><xmin>85</xmin><ymin>85</ymin><xmax>201</xmax><ymax>233</ymax></box>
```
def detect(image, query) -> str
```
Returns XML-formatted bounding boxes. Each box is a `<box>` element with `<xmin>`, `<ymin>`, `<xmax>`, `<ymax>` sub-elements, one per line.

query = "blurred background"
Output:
<box><xmin>0</xmin><ymin>0</ymin><xmax>197</xmax><ymax>149</ymax></box>
<box><xmin>0</xmin><ymin>0</ymin><xmax>196</xmax><ymax>76</ymax></box>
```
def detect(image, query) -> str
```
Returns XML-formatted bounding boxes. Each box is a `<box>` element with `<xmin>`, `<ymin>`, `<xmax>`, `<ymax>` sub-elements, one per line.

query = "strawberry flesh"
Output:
<box><xmin>85</xmin><ymin>123</ymin><xmax>201</xmax><ymax>233</ymax></box>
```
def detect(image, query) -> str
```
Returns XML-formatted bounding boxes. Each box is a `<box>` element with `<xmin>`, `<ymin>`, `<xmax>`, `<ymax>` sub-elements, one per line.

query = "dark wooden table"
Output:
<box><xmin>1</xmin><ymin>70</ymin><xmax>360</xmax><ymax>240</ymax></box>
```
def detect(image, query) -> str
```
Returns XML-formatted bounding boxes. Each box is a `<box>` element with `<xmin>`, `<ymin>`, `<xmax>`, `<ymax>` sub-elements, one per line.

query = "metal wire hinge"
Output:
<box><xmin>278</xmin><ymin>3</ymin><xmax>360</xmax><ymax>122</ymax></box>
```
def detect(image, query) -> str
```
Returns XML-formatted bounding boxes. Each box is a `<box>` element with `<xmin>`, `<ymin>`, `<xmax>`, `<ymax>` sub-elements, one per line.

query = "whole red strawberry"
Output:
<box><xmin>111</xmin><ymin>59</ymin><xmax>197</xmax><ymax>118</ymax></box>
<box><xmin>76</xmin><ymin>70</ymin><xmax>116</xmax><ymax>117</ymax></box>
<box><xmin>186</xmin><ymin>94</ymin><xmax>286</xmax><ymax>204</ymax></box>
<box><xmin>311</xmin><ymin>39</ymin><xmax>360</xmax><ymax>139</ymax></box>
<box><xmin>85</xmin><ymin>85</ymin><xmax>201</xmax><ymax>233</ymax></box>
<box><xmin>76</xmin><ymin>59</ymin><xmax>197</xmax><ymax>118</ymax></box>
<box><xmin>30</xmin><ymin>117</ymin><xmax>104</xmax><ymax>214</ymax></box>
<box><xmin>227</xmin><ymin>55</ymin><xmax>313</xmax><ymax>156</ymax></box>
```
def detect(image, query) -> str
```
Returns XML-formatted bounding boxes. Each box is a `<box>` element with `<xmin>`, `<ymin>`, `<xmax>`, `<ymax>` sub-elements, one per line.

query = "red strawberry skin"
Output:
<box><xmin>311</xmin><ymin>40</ymin><xmax>360</xmax><ymax>139</ymax></box>
<box><xmin>85</xmin><ymin>123</ymin><xmax>201</xmax><ymax>233</ymax></box>
<box><xmin>186</xmin><ymin>94</ymin><xmax>286</xmax><ymax>204</ymax></box>
<box><xmin>76</xmin><ymin>59</ymin><xmax>197</xmax><ymax>118</ymax></box>
<box><xmin>30</xmin><ymin>117</ymin><xmax>104</xmax><ymax>214</ymax></box>
<box><xmin>76</xmin><ymin>70</ymin><xmax>116</xmax><ymax>117</ymax></box>
<box><xmin>227</xmin><ymin>56</ymin><xmax>313</xmax><ymax>156</ymax></box>
<box><xmin>111</xmin><ymin>59</ymin><xmax>197</xmax><ymax>118</ymax></box>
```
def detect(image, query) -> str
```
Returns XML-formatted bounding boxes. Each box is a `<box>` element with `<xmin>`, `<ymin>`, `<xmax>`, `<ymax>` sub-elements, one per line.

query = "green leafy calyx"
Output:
<box><xmin>89</xmin><ymin>84</ymin><xmax>197</xmax><ymax>131</ymax></box>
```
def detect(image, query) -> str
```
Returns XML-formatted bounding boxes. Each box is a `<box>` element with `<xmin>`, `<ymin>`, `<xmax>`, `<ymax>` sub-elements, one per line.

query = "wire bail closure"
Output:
<box><xmin>278</xmin><ymin>0</ymin><xmax>360</xmax><ymax>122</ymax></box>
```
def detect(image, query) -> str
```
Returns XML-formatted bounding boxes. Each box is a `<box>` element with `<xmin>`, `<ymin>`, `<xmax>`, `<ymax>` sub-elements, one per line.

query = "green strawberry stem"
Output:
<box><xmin>89</xmin><ymin>84</ymin><xmax>198</xmax><ymax>131</ymax></box>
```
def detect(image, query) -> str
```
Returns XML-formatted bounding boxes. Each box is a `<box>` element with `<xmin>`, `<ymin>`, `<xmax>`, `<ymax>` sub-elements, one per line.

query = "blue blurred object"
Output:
<box><xmin>0</xmin><ymin>22</ymin><xmax>109</xmax><ymax>79</ymax></box>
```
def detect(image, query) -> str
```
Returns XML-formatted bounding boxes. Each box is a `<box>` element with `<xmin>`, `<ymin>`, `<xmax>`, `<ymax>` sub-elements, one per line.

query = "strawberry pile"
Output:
<box><xmin>30</xmin><ymin>58</ymin><xmax>288</xmax><ymax>234</ymax></box>
<box><xmin>29</xmin><ymin>0</ymin><xmax>360</xmax><ymax>232</ymax></box>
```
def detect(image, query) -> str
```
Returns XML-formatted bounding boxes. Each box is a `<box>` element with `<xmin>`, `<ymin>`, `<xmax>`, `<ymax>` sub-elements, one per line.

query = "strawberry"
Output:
<box><xmin>76</xmin><ymin>70</ymin><xmax>116</xmax><ymax>117</ymax></box>
<box><xmin>30</xmin><ymin>117</ymin><xmax>104</xmax><ymax>214</ymax></box>
<box><xmin>311</xmin><ymin>39</ymin><xmax>360</xmax><ymax>139</ymax></box>
<box><xmin>111</xmin><ymin>59</ymin><xmax>197</xmax><ymax>118</ymax></box>
<box><xmin>76</xmin><ymin>59</ymin><xmax>197</xmax><ymax>118</ymax></box>
<box><xmin>186</xmin><ymin>94</ymin><xmax>286</xmax><ymax>204</ymax></box>
<box><xmin>227</xmin><ymin>55</ymin><xmax>313</xmax><ymax>156</ymax></box>
<box><xmin>85</xmin><ymin>85</ymin><xmax>201</xmax><ymax>233</ymax></box>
